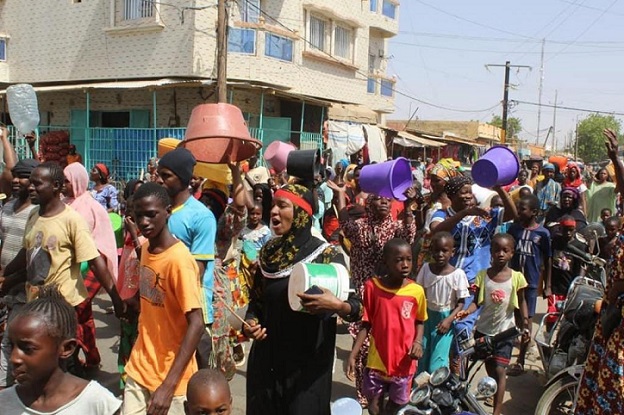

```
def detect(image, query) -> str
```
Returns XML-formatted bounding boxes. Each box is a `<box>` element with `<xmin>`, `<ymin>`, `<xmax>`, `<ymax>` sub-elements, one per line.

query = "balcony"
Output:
<box><xmin>368</xmin><ymin>0</ymin><xmax>399</xmax><ymax>37</ymax></box>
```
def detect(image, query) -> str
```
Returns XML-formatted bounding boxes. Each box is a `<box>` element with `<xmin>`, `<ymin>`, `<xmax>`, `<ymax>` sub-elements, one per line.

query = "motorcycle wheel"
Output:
<box><xmin>534</xmin><ymin>376</ymin><xmax>578</xmax><ymax>415</ymax></box>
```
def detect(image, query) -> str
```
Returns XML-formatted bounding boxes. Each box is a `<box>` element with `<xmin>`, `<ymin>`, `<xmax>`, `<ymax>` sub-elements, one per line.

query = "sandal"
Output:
<box><xmin>507</xmin><ymin>362</ymin><xmax>525</xmax><ymax>377</ymax></box>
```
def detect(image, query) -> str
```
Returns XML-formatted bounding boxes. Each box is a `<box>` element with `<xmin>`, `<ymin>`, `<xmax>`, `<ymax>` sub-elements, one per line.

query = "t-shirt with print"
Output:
<box><xmin>125</xmin><ymin>241</ymin><xmax>202</xmax><ymax>396</ymax></box>
<box><xmin>474</xmin><ymin>270</ymin><xmax>527</xmax><ymax>336</ymax></box>
<box><xmin>0</xmin><ymin>199</ymin><xmax>37</xmax><ymax>269</ymax></box>
<box><xmin>0</xmin><ymin>380</ymin><xmax>121</xmax><ymax>414</ymax></box>
<box><xmin>168</xmin><ymin>196</ymin><xmax>217</xmax><ymax>324</ymax></box>
<box><xmin>363</xmin><ymin>277</ymin><xmax>428</xmax><ymax>377</ymax></box>
<box><xmin>415</xmin><ymin>264</ymin><xmax>470</xmax><ymax>312</ymax></box>
<box><xmin>508</xmin><ymin>223</ymin><xmax>551</xmax><ymax>288</ymax></box>
<box><xmin>23</xmin><ymin>206</ymin><xmax>100</xmax><ymax>306</ymax></box>
<box><xmin>430</xmin><ymin>207</ymin><xmax>504</xmax><ymax>282</ymax></box>
<box><xmin>551</xmin><ymin>234</ymin><xmax>588</xmax><ymax>296</ymax></box>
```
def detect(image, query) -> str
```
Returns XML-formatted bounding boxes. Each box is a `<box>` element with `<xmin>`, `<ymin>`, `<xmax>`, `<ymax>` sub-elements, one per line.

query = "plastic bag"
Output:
<box><xmin>7</xmin><ymin>84</ymin><xmax>40</xmax><ymax>134</ymax></box>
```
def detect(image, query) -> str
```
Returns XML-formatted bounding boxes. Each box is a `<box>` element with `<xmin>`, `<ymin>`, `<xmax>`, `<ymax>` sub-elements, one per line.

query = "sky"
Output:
<box><xmin>387</xmin><ymin>0</ymin><xmax>624</xmax><ymax>150</ymax></box>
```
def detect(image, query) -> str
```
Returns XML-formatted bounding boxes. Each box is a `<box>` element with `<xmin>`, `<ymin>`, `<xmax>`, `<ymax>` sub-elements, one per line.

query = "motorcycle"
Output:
<box><xmin>397</xmin><ymin>326</ymin><xmax>521</xmax><ymax>415</ymax></box>
<box><xmin>533</xmin><ymin>242</ymin><xmax>606</xmax><ymax>414</ymax></box>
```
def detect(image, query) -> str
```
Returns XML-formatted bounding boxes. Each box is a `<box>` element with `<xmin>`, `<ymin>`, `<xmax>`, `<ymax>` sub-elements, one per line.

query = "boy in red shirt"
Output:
<box><xmin>347</xmin><ymin>238</ymin><xmax>427</xmax><ymax>415</ymax></box>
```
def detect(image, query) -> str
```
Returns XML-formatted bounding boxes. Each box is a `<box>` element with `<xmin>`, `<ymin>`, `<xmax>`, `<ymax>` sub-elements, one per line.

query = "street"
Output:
<box><xmin>92</xmin><ymin>294</ymin><xmax>546</xmax><ymax>415</ymax></box>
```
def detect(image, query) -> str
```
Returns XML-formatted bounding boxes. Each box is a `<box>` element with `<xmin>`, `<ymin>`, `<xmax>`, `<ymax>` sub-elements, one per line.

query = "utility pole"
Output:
<box><xmin>485</xmin><ymin>61</ymin><xmax>532</xmax><ymax>144</ymax></box>
<box><xmin>536</xmin><ymin>39</ymin><xmax>545</xmax><ymax>144</ymax></box>
<box><xmin>216</xmin><ymin>0</ymin><xmax>228</xmax><ymax>103</ymax></box>
<box><xmin>552</xmin><ymin>90</ymin><xmax>559</xmax><ymax>152</ymax></box>
<box><xmin>574</xmin><ymin>115</ymin><xmax>580</xmax><ymax>160</ymax></box>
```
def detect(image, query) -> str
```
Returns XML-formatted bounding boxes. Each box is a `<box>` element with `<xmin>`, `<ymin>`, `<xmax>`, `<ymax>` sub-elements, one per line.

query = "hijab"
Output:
<box><xmin>260</xmin><ymin>184</ymin><xmax>326</xmax><ymax>277</ymax></box>
<box><xmin>64</xmin><ymin>163</ymin><xmax>119</xmax><ymax>281</ymax></box>
<box><xmin>429</xmin><ymin>158</ymin><xmax>461</xmax><ymax>182</ymax></box>
<box><xmin>564</xmin><ymin>162</ymin><xmax>583</xmax><ymax>188</ymax></box>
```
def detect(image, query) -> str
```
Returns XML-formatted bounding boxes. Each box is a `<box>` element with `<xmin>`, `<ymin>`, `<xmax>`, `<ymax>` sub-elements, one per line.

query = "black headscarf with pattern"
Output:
<box><xmin>260</xmin><ymin>184</ymin><xmax>325</xmax><ymax>275</ymax></box>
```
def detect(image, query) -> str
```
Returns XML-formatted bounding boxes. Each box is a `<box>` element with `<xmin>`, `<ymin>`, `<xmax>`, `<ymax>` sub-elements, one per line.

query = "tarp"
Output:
<box><xmin>363</xmin><ymin>125</ymin><xmax>388</xmax><ymax>163</ymax></box>
<box><xmin>326</xmin><ymin>120</ymin><xmax>366</xmax><ymax>160</ymax></box>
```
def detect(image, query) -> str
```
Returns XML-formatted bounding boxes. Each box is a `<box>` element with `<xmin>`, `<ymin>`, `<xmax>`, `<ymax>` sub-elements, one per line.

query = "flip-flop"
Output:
<box><xmin>507</xmin><ymin>362</ymin><xmax>525</xmax><ymax>376</ymax></box>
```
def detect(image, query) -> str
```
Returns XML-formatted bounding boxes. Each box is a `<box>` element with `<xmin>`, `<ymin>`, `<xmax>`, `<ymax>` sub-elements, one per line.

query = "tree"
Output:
<box><xmin>489</xmin><ymin>115</ymin><xmax>522</xmax><ymax>140</ymax></box>
<box><xmin>576</xmin><ymin>114</ymin><xmax>622</xmax><ymax>162</ymax></box>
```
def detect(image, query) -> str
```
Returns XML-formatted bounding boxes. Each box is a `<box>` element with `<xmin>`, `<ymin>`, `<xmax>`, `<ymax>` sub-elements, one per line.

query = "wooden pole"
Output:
<box><xmin>216</xmin><ymin>0</ymin><xmax>228</xmax><ymax>103</ymax></box>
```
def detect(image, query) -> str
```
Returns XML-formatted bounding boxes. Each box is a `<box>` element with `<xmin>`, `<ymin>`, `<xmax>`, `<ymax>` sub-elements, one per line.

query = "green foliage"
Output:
<box><xmin>576</xmin><ymin>114</ymin><xmax>622</xmax><ymax>162</ymax></box>
<box><xmin>489</xmin><ymin>115</ymin><xmax>522</xmax><ymax>140</ymax></box>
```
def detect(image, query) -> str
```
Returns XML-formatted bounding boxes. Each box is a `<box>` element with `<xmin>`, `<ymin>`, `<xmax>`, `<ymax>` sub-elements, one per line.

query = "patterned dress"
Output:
<box><xmin>340</xmin><ymin>203</ymin><xmax>417</xmax><ymax>404</ymax></box>
<box><xmin>575</xmin><ymin>232</ymin><xmax>624</xmax><ymax>414</ymax></box>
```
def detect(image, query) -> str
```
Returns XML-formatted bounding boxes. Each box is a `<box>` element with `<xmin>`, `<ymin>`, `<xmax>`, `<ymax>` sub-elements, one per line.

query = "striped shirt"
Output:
<box><xmin>0</xmin><ymin>199</ymin><xmax>36</xmax><ymax>269</ymax></box>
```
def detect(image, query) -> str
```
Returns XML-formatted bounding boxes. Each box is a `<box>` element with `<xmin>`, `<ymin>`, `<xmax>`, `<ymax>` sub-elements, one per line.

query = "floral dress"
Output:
<box><xmin>575</xmin><ymin>232</ymin><xmax>624</xmax><ymax>415</ymax></box>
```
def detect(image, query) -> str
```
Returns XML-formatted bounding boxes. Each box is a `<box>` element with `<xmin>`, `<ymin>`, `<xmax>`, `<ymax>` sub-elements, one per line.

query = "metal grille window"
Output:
<box><xmin>309</xmin><ymin>15</ymin><xmax>326</xmax><ymax>51</ymax></box>
<box><xmin>334</xmin><ymin>25</ymin><xmax>352</xmax><ymax>60</ymax></box>
<box><xmin>240</xmin><ymin>0</ymin><xmax>260</xmax><ymax>23</ymax></box>
<box><xmin>0</xmin><ymin>39</ymin><xmax>6</xmax><ymax>62</ymax></box>
<box><xmin>124</xmin><ymin>0</ymin><xmax>154</xmax><ymax>20</ymax></box>
<box><xmin>265</xmin><ymin>33</ymin><xmax>293</xmax><ymax>62</ymax></box>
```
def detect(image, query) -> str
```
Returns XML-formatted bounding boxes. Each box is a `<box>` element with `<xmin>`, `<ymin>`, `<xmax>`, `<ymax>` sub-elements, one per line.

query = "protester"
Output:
<box><xmin>544</xmin><ymin>187</ymin><xmax>588</xmax><ymax>231</ymax></box>
<box><xmin>598</xmin><ymin>216</ymin><xmax>620</xmax><ymax>262</ymax></box>
<box><xmin>252</xmin><ymin>183</ymin><xmax>272</xmax><ymax>226</ymax></box>
<box><xmin>456</xmin><ymin>234</ymin><xmax>529</xmax><ymax>415</ymax></box>
<box><xmin>347</xmin><ymin>238</ymin><xmax>427</xmax><ymax>415</ymax></box>
<box><xmin>534</xmin><ymin>163</ymin><xmax>561</xmax><ymax>223</ymax></box>
<box><xmin>415</xmin><ymin>231</ymin><xmax>469</xmax><ymax>374</ymax></box>
<box><xmin>328</xmin><ymin>181</ymin><xmax>417</xmax><ymax>405</ymax></box>
<box><xmin>190</xmin><ymin>175</ymin><xmax>204</xmax><ymax>200</ymax></box>
<box><xmin>123</xmin><ymin>182</ymin><xmax>204</xmax><ymax>415</ymax></box>
<box><xmin>0</xmin><ymin>287</ymin><xmax>121</xmax><ymax>414</ymax></box>
<box><xmin>63</xmin><ymin>162</ymin><xmax>119</xmax><ymax>371</ymax></box>
<box><xmin>576</xmin><ymin>128</ymin><xmax>624</xmax><ymax>414</ymax></box>
<box><xmin>185</xmin><ymin>369</ymin><xmax>232</xmax><ymax>415</ymax></box>
<box><xmin>66</xmin><ymin>144</ymin><xmax>83</xmax><ymax>165</ymax></box>
<box><xmin>243</xmin><ymin>184</ymin><xmax>362</xmax><ymax>415</ymax></box>
<box><xmin>89</xmin><ymin>163</ymin><xmax>119</xmax><ymax>212</ymax></box>
<box><xmin>586</xmin><ymin>167</ymin><xmax>617</xmax><ymax>223</ymax></box>
<box><xmin>507</xmin><ymin>195</ymin><xmax>551</xmax><ymax>376</ymax></box>
<box><xmin>563</xmin><ymin>162</ymin><xmax>588</xmax><ymax>213</ymax></box>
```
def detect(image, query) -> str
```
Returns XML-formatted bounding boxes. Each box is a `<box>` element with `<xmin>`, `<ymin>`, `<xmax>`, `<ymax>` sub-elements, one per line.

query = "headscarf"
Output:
<box><xmin>201</xmin><ymin>188</ymin><xmax>228</xmax><ymax>221</ymax></box>
<box><xmin>429</xmin><ymin>158</ymin><xmax>461</xmax><ymax>182</ymax></box>
<box><xmin>563</xmin><ymin>162</ymin><xmax>583</xmax><ymax>188</ymax></box>
<box><xmin>64</xmin><ymin>163</ymin><xmax>118</xmax><ymax>282</ymax></box>
<box><xmin>253</xmin><ymin>183</ymin><xmax>273</xmax><ymax>226</ymax></box>
<box><xmin>260</xmin><ymin>184</ymin><xmax>325</xmax><ymax>277</ymax></box>
<box><xmin>542</xmin><ymin>163</ymin><xmax>555</xmax><ymax>171</ymax></box>
<box><xmin>561</xmin><ymin>186</ymin><xmax>580</xmax><ymax>210</ymax></box>
<box><xmin>94</xmin><ymin>163</ymin><xmax>110</xmax><ymax>182</ymax></box>
<box><xmin>445</xmin><ymin>175</ymin><xmax>473</xmax><ymax>198</ymax></box>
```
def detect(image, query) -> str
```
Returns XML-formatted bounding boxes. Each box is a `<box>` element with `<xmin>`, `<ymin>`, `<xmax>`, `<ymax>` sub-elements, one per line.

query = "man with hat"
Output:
<box><xmin>535</xmin><ymin>162</ymin><xmax>561</xmax><ymax>223</ymax></box>
<box><xmin>156</xmin><ymin>147</ymin><xmax>216</xmax><ymax>368</ymax></box>
<box><xmin>0</xmin><ymin>157</ymin><xmax>39</xmax><ymax>387</ymax></box>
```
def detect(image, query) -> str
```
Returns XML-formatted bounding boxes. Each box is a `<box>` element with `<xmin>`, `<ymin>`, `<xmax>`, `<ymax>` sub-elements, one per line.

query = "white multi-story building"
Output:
<box><xmin>0</xmin><ymin>0</ymin><xmax>399</xmax><ymax>178</ymax></box>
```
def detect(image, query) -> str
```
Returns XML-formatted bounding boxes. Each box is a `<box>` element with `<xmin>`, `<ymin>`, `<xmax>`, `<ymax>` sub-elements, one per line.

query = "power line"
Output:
<box><xmin>390</xmin><ymin>41</ymin><xmax>624</xmax><ymax>54</ymax></box>
<box><xmin>512</xmin><ymin>100</ymin><xmax>624</xmax><ymax>116</ymax></box>
<box><xmin>243</xmin><ymin>1</ymin><xmax>502</xmax><ymax>114</ymax></box>
<box><xmin>556</xmin><ymin>0</ymin><xmax>624</xmax><ymax>16</ymax></box>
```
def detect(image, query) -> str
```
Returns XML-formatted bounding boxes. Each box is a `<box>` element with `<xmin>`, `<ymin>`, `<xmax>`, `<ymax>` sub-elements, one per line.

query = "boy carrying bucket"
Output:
<box><xmin>346</xmin><ymin>238</ymin><xmax>427</xmax><ymax>415</ymax></box>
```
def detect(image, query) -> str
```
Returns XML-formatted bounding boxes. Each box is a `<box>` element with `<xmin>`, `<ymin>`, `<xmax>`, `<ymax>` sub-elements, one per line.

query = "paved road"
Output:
<box><xmin>92</xmin><ymin>295</ymin><xmax>547</xmax><ymax>415</ymax></box>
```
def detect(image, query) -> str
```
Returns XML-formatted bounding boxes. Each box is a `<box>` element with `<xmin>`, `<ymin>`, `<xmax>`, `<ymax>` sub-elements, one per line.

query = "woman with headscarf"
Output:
<box><xmin>252</xmin><ymin>183</ymin><xmax>273</xmax><ymax>226</ymax></box>
<box><xmin>327</xmin><ymin>181</ymin><xmax>418</xmax><ymax>405</ymax></box>
<box><xmin>243</xmin><ymin>184</ymin><xmax>362</xmax><ymax>415</ymax></box>
<box><xmin>430</xmin><ymin>175</ymin><xmax>518</xmax><ymax>372</ymax></box>
<box><xmin>89</xmin><ymin>163</ymin><xmax>119</xmax><ymax>212</ymax></box>
<box><xmin>564</xmin><ymin>162</ymin><xmax>588</xmax><ymax>213</ymax></box>
<box><xmin>544</xmin><ymin>187</ymin><xmax>588</xmax><ymax>233</ymax></box>
<box><xmin>535</xmin><ymin>162</ymin><xmax>561</xmax><ymax>223</ymax></box>
<box><xmin>63</xmin><ymin>162</ymin><xmax>119</xmax><ymax>371</ymax></box>
<box><xmin>587</xmin><ymin>167</ymin><xmax>617</xmax><ymax>223</ymax></box>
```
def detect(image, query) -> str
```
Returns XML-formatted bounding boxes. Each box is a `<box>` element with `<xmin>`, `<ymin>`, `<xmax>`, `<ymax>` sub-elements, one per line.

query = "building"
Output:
<box><xmin>0</xmin><ymin>0</ymin><xmax>399</xmax><ymax>179</ymax></box>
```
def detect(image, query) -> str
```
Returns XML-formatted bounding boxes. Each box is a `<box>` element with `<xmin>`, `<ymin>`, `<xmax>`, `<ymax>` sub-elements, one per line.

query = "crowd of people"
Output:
<box><xmin>0</xmin><ymin>123</ymin><xmax>623</xmax><ymax>415</ymax></box>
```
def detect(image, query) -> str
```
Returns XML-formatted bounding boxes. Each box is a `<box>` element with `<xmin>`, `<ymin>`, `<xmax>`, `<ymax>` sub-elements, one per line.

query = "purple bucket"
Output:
<box><xmin>472</xmin><ymin>146</ymin><xmax>520</xmax><ymax>188</ymax></box>
<box><xmin>359</xmin><ymin>157</ymin><xmax>413</xmax><ymax>201</ymax></box>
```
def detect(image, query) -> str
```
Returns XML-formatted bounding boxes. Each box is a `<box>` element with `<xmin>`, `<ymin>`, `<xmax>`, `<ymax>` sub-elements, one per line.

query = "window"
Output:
<box><xmin>229</xmin><ymin>27</ymin><xmax>256</xmax><ymax>54</ymax></box>
<box><xmin>367</xmin><ymin>78</ymin><xmax>376</xmax><ymax>94</ymax></box>
<box><xmin>309</xmin><ymin>15</ymin><xmax>327</xmax><ymax>52</ymax></box>
<box><xmin>0</xmin><ymin>39</ymin><xmax>6</xmax><ymax>62</ymax></box>
<box><xmin>265</xmin><ymin>33</ymin><xmax>293</xmax><ymax>62</ymax></box>
<box><xmin>124</xmin><ymin>0</ymin><xmax>154</xmax><ymax>20</ymax></box>
<box><xmin>334</xmin><ymin>25</ymin><xmax>352</xmax><ymax>59</ymax></box>
<box><xmin>240</xmin><ymin>0</ymin><xmax>260</xmax><ymax>23</ymax></box>
<box><xmin>382</xmin><ymin>0</ymin><xmax>397</xmax><ymax>19</ymax></box>
<box><xmin>370</xmin><ymin>0</ymin><xmax>378</xmax><ymax>12</ymax></box>
<box><xmin>380</xmin><ymin>79</ymin><xmax>394</xmax><ymax>97</ymax></box>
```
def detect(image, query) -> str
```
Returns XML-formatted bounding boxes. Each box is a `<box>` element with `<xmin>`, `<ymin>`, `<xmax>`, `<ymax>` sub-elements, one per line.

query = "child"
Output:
<box><xmin>600</xmin><ymin>208</ymin><xmax>613</xmax><ymax>228</ymax></box>
<box><xmin>507</xmin><ymin>195</ymin><xmax>551</xmax><ymax>376</ymax></box>
<box><xmin>0</xmin><ymin>287</ymin><xmax>121</xmax><ymax>414</ymax></box>
<box><xmin>416</xmin><ymin>231</ymin><xmax>469</xmax><ymax>374</ymax></box>
<box><xmin>185</xmin><ymin>369</ymin><xmax>232</xmax><ymax>415</ymax></box>
<box><xmin>239</xmin><ymin>201</ymin><xmax>272</xmax><ymax>258</ymax></box>
<box><xmin>346</xmin><ymin>238</ymin><xmax>427</xmax><ymax>415</ymax></box>
<box><xmin>123</xmin><ymin>182</ymin><xmax>205</xmax><ymax>414</ymax></box>
<box><xmin>456</xmin><ymin>234</ymin><xmax>529</xmax><ymax>415</ymax></box>
<box><xmin>598</xmin><ymin>216</ymin><xmax>620</xmax><ymax>261</ymax></box>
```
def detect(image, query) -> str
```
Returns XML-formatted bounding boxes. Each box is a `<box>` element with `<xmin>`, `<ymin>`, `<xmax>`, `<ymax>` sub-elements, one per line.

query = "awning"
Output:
<box><xmin>0</xmin><ymin>78</ymin><xmax>216</xmax><ymax>94</ymax></box>
<box><xmin>440</xmin><ymin>133</ymin><xmax>481</xmax><ymax>146</ymax></box>
<box><xmin>397</xmin><ymin>131</ymin><xmax>445</xmax><ymax>147</ymax></box>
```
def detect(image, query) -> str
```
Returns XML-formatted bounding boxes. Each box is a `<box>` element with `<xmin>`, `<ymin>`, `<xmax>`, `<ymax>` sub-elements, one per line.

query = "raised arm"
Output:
<box><xmin>605</xmin><ymin>128</ymin><xmax>624</xmax><ymax>196</ymax></box>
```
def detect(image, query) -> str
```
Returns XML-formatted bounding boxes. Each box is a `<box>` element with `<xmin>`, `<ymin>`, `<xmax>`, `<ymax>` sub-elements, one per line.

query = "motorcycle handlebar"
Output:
<box><xmin>492</xmin><ymin>326</ymin><xmax>522</xmax><ymax>345</ymax></box>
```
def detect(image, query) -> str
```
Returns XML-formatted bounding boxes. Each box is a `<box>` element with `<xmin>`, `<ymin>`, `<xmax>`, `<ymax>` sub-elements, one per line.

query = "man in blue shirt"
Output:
<box><xmin>157</xmin><ymin>147</ymin><xmax>217</xmax><ymax>368</ymax></box>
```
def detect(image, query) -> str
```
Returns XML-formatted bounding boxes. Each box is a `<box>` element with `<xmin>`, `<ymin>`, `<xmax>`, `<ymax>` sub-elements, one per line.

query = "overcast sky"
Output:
<box><xmin>388</xmin><ymin>0</ymin><xmax>624</xmax><ymax>150</ymax></box>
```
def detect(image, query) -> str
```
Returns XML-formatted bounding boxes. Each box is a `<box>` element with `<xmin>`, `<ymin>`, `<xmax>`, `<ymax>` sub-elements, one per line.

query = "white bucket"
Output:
<box><xmin>288</xmin><ymin>263</ymin><xmax>351</xmax><ymax>312</ymax></box>
<box><xmin>471</xmin><ymin>184</ymin><xmax>498</xmax><ymax>209</ymax></box>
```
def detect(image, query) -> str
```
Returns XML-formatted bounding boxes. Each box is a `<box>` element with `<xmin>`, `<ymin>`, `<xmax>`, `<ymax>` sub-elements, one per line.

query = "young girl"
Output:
<box><xmin>239</xmin><ymin>202</ymin><xmax>272</xmax><ymax>258</ymax></box>
<box><xmin>456</xmin><ymin>234</ymin><xmax>529</xmax><ymax>415</ymax></box>
<box><xmin>0</xmin><ymin>287</ymin><xmax>121</xmax><ymax>414</ymax></box>
<box><xmin>416</xmin><ymin>231</ymin><xmax>469</xmax><ymax>374</ymax></box>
